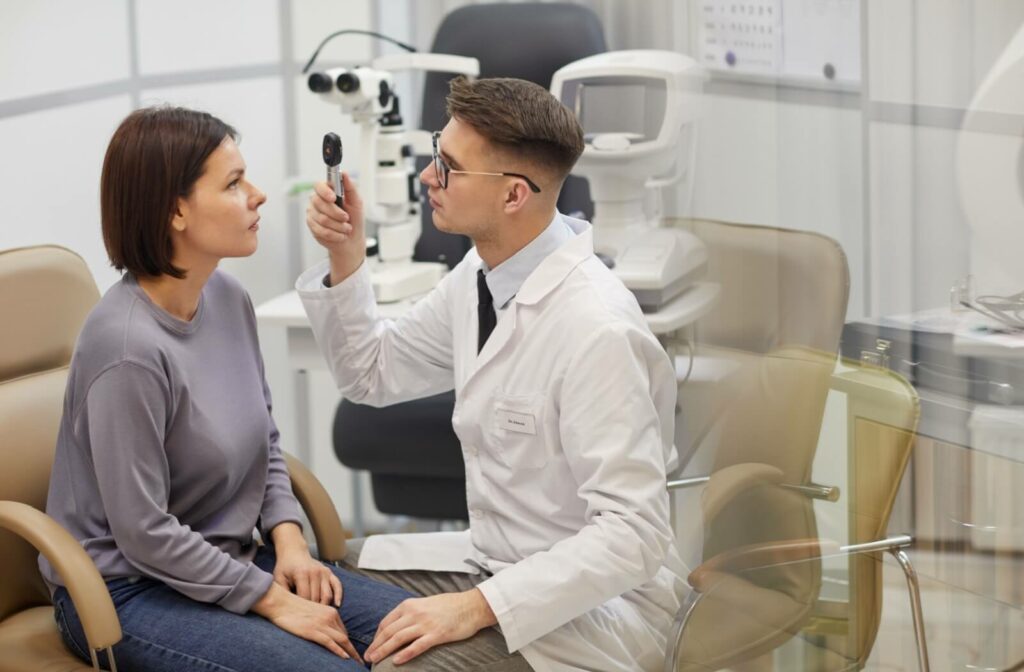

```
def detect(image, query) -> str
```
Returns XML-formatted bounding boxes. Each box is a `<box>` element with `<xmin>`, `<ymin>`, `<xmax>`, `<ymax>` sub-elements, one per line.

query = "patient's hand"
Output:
<box><xmin>253</xmin><ymin>582</ymin><xmax>362</xmax><ymax>663</ymax></box>
<box><xmin>270</xmin><ymin>522</ymin><xmax>342</xmax><ymax>607</ymax></box>
<box><xmin>364</xmin><ymin>589</ymin><xmax>497</xmax><ymax>665</ymax></box>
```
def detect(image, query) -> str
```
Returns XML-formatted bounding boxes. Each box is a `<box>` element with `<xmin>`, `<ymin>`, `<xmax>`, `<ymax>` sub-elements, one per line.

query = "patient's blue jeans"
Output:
<box><xmin>52</xmin><ymin>546</ymin><xmax>414</xmax><ymax>671</ymax></box>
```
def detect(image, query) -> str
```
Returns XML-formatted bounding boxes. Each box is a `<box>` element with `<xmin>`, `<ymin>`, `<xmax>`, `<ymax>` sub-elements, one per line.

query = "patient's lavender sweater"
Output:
<box><xmin>39</xmin><ymin>270</ymin><xmax>302</xmax><ymax>614</ymax></box>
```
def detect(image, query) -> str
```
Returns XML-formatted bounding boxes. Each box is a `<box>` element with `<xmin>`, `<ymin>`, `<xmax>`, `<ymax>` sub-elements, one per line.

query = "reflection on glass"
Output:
<box><xmin>668</xmin><ymin>345</ymin><xmax>921</xmax><ymax>671</ymax></box>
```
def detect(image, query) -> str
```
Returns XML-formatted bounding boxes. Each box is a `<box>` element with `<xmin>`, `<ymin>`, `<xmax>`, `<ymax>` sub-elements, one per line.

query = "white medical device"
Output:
<box><xmin>308</xmin><ymin>53</ymin><xmax>480</xmax><ymax>302</ymax></box>
<box><xmin>551</xmin><ymin>50</ymin><xmax>708</xmax><ymax>321</ymax></box>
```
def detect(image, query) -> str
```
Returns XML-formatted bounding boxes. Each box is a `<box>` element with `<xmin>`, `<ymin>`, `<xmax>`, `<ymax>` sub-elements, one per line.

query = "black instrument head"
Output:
<box><xmin>322</xmin><ymin>132</ymin><xmax>342</xmax><ymax>167</ymax></box>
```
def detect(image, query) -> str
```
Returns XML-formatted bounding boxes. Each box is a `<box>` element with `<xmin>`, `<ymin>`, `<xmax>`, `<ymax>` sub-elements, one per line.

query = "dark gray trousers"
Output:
<box><xmin>341</xmin><ymin>539</ymin><xmax>534</xmax><ymax>672</ymax></box>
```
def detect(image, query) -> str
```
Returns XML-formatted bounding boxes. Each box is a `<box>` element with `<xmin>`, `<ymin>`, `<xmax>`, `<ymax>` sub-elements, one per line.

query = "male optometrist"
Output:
<box><xmin>296</xmin><ymin>76</ymin><xmax>687</xmax><ymax>672</ymax></box>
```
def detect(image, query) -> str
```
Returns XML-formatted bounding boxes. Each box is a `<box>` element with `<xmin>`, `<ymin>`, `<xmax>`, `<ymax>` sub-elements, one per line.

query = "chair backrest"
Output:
<box><xmin>682</xmin><ymin>218</ymin><xmax>851</xmax><ymax>354</ymax></box>
<box><xmin>414</xmin><ymin>2</ymin><xmax>607</xmax><ymax>268</ymax></box>
<box><xmin>334</xmin><ymin>392</ymin><xmax>469</xmax><ymax>521</ymax></box>
<box><xmin>0</xmin><ymin>246</ymin><xmax>99</xmax><ymax>623</ymax></box>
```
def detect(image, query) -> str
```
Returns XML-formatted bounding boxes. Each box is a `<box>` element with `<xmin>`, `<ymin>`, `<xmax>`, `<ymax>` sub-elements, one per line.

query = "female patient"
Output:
<box><xmin>39</xmin><ymin>106</ymin><xmax>411</xmax><ymax>671</ymax></box>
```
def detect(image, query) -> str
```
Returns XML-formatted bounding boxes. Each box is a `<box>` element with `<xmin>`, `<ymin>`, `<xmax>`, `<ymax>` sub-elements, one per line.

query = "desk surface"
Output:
<box><xmin>256</xmin><ymin>281</ymin><xmax>720</xmax><ymax>334</ymax></box>
<box><xmin>255</xmin><ymin>290</ymin><xmax>415</xmax><ymax>327</ymax></box>
<box><xmin>953</xmin><ymin>329</ymin><xmax>1024</xmax><ymax>358</ymax></box>
<box><xmin>872</xmin><ymin>307</ymin><xmax>1024</xmax><ymax>359</ymax></box>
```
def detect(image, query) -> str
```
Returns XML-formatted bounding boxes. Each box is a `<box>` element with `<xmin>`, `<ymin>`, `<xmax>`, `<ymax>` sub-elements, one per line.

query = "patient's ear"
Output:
<box><xmin>170</xmin><ymin>199</ymin><xmax>188</xmax><ymax>232</ymax></box>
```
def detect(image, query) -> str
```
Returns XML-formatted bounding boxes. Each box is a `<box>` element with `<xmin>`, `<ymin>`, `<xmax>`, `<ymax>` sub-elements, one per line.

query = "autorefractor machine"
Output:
<box><xmin>551</xmin><ymin>50</ymin><xmax>710</xmax><ymax>333</ymax></box>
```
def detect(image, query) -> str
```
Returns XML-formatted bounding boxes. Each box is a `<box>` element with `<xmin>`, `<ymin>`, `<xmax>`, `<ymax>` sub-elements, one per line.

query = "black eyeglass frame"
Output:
<box><xmin>431</xmin><ymin>131</ymin><xmax>542</xmax><ymax>194</ymax></box>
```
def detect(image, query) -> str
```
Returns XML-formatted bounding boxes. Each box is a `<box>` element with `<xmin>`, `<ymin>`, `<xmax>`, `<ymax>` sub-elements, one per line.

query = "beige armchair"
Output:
<box><xmin>664</xmin><ymin>220</ymin><xmax>929</xmax><ymax>670</ymax></box>
<box><xmin>665</xmin><ymin>353</ymin><xmax>928</xmax><ymax>672</ymax></box>
<box><xmin>0</xmin><ymin>245</ymin><xmax>349</xmax><ymax>671</ymax></box>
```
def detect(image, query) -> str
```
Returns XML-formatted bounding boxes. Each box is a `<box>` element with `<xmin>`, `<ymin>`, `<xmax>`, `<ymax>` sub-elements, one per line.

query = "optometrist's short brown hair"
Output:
<box><xmin>445</xmin><ymin>76</ymin><xmax>584</xmax><ymax>187</ymax></box>
<box><xmin>100</xmin><ymin>106</ymin><xmax>237</xmax><ymax>279</ymax></box>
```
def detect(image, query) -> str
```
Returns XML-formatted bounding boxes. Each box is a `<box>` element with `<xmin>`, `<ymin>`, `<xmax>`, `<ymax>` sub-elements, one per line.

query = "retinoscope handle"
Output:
<box><xmin>327</xmin><ymin>166</ymin><xmax>345</xmax><ymax>209</ymax></box>
<box><xmin>322</xmin><ymin>132</ymin><xmax>345</xmax><ymax>209</ymax></box>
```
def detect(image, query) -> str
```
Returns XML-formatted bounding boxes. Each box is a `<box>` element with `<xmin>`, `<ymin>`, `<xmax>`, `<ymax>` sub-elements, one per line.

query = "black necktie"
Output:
<box><xmin>477</xmin><ymin>269</ymin><xmax>497</xmax><ymax>354</ymax></box>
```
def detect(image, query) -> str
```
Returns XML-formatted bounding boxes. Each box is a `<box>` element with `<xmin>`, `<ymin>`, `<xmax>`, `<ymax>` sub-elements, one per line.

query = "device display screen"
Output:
<box><xmin>562</xmin><ymin>77</ymin><xmax>667</xmax><ymax>143</ymax></box>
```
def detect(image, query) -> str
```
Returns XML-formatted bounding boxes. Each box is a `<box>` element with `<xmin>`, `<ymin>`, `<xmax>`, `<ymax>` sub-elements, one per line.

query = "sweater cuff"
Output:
<box><xmin>259</xmin><ymin>500</ymin><xmax>304</xmax><ymax>538</ymax></box>
<box><xmin>218</xmin><ymin>563</ymin><xmax>275</xmax><ymax>614</ymax></box>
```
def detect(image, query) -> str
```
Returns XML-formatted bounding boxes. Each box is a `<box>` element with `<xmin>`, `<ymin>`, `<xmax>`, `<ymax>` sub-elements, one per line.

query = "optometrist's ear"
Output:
<box><xmin>502</xmin><ymin>180</ymin><xmax>531</xmax><ymax>215</ymax></box>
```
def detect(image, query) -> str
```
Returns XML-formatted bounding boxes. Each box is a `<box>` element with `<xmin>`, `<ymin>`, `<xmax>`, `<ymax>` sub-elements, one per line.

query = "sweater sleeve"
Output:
<box><xmin>256</xmin><ymin>359</ymin><xmax>304</xmax><ymax>537</ymax></box>
<box><xmin>240</xmin><ymin>282</ymin><xmax>303</xmax><ymax>538</ymax></box>
<box><xmin>81</xmin><ymin>361</ymin><xmax>274</xmax><ymax>614</ymax></box>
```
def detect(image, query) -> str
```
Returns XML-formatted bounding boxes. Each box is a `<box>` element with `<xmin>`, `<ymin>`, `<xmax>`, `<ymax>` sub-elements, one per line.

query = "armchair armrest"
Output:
<box><xmin>688</xmin><ymin>538</ymin><xmax>841</xmax><ymax>594</ymax></box>
<box><xmin>284</xmin><ymin>453</ymin><xmax>348</xmax><ymax>563</ymax></box>
<box><xmin>0</xmin><ymin>501</ymin><xmax>121</xmax><ymax>652</ymax></box>
<box><xmin>687</xmin><ymin>534</ymin><xmax>915</xmax><ymax>595</ymax></box>
<box><xmin>669</xmin><ymin>462</ymin><xmax>840</xmax><ymax>521</ymax></box>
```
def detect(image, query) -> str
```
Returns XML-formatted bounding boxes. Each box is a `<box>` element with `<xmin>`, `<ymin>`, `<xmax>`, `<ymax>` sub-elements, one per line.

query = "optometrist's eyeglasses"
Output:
<box><xmin>431</xmin><ymin>131</ymin><xmax>541</xmax><ymax>193</ymax></box>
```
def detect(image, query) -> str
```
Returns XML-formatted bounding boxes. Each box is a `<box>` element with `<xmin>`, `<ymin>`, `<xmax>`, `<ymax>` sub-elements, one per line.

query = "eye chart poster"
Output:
<box><xmin>699</xmin><ymin>0</ymin><xmax>861</xmax><ymax>84</ymax></box>
<box><xmin>699</xmin><ymin>0</ymin><xmax>783</xmax><ymax>75</ymax></box>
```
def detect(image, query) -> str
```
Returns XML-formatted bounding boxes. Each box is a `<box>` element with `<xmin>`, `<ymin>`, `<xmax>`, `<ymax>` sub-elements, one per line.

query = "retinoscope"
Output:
<box><xmin>322</xmin><ymin>132</ymin><xmax>344</xmax><ymax>209</ymax></box>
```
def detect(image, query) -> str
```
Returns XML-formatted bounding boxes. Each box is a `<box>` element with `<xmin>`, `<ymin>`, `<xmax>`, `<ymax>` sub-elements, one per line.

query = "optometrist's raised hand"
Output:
<box><xmin>252</xmin><ymin>582</ymin><xmax>364</xmax><ymax>663</ymax></box>
<box><xmin>306</xmin><ymin>172</ymin><xmax>366</xmax><ymax>286</ymax></box>
<box><xmin>364</xmin><ymin>589</ymin><xmax>497</xmax><ymax>666</ymax></box>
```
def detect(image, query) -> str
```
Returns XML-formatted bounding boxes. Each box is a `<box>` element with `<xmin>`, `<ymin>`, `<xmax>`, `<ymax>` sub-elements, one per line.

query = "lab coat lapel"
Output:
<box><xmin>460</xmin><ymin>220</ymin><xmax>592</xmax><ymax>390</ymax></box>
<box><xmin>515</xmin><ymin>224</ymin><xmax>594</xmax><ymax>306</ymax></box>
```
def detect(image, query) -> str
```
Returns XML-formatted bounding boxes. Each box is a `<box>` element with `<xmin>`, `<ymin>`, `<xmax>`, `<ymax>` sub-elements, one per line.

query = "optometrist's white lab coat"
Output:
<box><xmin>296</xmin><ymin>216</ymin><xmax>688</xmax><ymax>672</ymax></box>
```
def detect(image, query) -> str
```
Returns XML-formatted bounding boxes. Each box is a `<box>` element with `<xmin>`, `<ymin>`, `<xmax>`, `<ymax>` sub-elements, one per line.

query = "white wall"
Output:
<box><xmin>1</xmin><ymin>1</ymin><xmax>132</xmax><ymax>100</ymax></box>
<box><xmin>0</xmin><ymin>95</ymin><xmax>132</xmax><ymax>290</ymax></box>
<box><xmin>1</xmin><ymin>0</ymin><xmax>133</xmax><ymax>290</ymax></box>
<box><xmin>689</xmin><ymin>87</ymin><xmax>866</xmax><ymax>316</ymax></box>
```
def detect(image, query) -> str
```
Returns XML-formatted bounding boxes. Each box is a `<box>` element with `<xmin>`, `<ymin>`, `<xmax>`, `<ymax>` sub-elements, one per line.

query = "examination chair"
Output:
<box><xmin>666</xmin><ymin>222</ymin><xmax>844</xmax><ymax>668</ymax></box>
<box><xmin>334</xmin><ymin>2</ymin><xmax>607</xmax><ymax>523</ymax></box>
<box><xmin>0</xmin><ymin>245</ymin><xmax>349</xmax><ymax>671</ymax></box>
<box><xmin>665</xmin><ymin>353</ymin><xmax>927</xmax><ymax>671</ymax></box>
<box><xmin>665</xmin><ymin>222</ymin><xmax>930</xmax><ymax>669</ymax></box>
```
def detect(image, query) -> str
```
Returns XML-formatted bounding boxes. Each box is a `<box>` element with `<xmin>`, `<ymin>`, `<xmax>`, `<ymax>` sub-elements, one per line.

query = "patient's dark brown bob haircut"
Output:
<box><xmin>101</xmin><ymin>106</ymin><xmax>238</xmax><ymax>279</ymax></box>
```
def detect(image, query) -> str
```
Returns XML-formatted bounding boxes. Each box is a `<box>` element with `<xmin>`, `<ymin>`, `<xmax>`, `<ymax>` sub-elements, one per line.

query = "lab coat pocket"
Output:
<box><xmin>491</xmin><ymin>393</ymin><xmax>548</xmax><ymax>469</ymax></box>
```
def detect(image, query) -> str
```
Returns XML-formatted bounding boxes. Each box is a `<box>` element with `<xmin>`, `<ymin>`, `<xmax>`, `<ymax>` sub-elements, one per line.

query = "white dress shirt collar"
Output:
<box><xmin>479</xmin><ymin>211</ymin><xmax>574</xmax><ymax>311</ymax></box>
